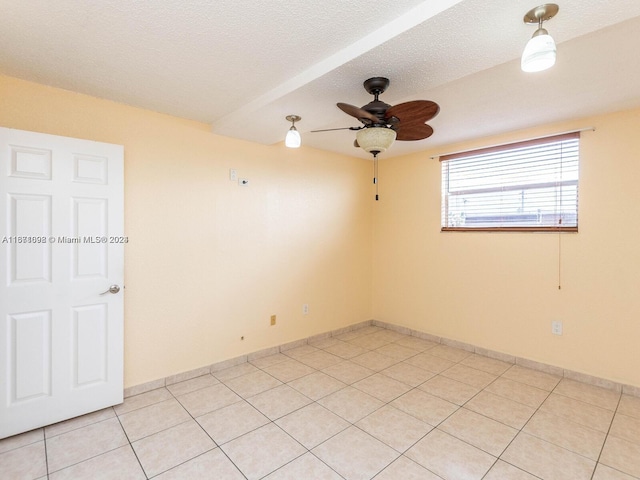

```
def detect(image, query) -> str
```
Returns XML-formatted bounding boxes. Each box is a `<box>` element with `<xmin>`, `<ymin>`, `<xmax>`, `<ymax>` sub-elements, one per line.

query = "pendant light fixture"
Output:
<box><xmin>521</xmin><ymin>4</ymin><xmax>559</xmax><ymax>73</ymax></box>
<box><xmin>354</xmin><ymin>126</ymin><xmax>397</xmax><ymax>201</ymax></box>
<box><xmin>285</xmin><ymin>115</ymin><xmax>301</xmax><ymax>148</ymax></box>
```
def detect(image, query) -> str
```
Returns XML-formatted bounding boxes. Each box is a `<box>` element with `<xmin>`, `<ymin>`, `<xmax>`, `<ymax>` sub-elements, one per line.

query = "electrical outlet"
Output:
<box><xmin>552</xmin><ymin>320</ymin><xmax>563</xmax><ymax>335</ymax></box>
<box><xmin>303</xmin><ymin>304</ymin><xmax>309</xmax><ymax>315</ymax></box>
<box><xmin>229</xmin><ymin>169</ymin><xmax>237</xmax><ymax>181</ymax></box>
<box><xmin>270</xmin><ymin>315</ymin><xmax>276</xmax><ymax>326</ymax></box>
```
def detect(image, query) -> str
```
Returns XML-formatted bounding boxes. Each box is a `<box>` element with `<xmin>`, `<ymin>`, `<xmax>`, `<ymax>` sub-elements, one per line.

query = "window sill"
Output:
<box><xmin>441</xmin><ymin>227</ymin><xmax>578</xmax><ymax>233</ymax></box>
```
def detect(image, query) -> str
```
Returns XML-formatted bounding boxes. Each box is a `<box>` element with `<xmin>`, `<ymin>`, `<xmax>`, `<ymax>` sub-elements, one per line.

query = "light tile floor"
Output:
<box><xmin>2</xmin><ymin>325</ymin><xmax>640</xmax><ymax>479</ymax></box>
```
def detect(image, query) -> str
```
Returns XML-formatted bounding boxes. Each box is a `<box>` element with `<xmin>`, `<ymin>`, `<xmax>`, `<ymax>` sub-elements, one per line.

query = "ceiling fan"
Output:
<box><xmin>313</xmin><ymin>77</ymin><xmax>440</xmax><ymax>156</ymax></box>
<box><xmin>313</xmin><ymin>77</ymin><xmax>440</xmax><ymax>200</ymax></box>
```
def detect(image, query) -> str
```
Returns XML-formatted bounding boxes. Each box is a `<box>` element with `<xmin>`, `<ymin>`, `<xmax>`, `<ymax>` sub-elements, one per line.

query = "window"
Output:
<box><xmin>441</xmin><ymin>132</ymin><xmax>579</xmax><ymax>232</ymax></box>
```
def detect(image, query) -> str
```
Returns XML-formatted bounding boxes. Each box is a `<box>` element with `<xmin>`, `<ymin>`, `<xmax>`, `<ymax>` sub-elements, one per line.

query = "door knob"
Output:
<box><xmin>100</xmin><ymin>284</ymin><xmax>121</xmax><ymax>295</ymax></box>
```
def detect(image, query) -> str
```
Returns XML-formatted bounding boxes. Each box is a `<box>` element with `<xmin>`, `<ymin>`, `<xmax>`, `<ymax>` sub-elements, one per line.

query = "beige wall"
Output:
<box><xmin>3</xmin><ymin>73</ymin><xmax>638</xmax><ymax>390</ymax></box>
<box><xmin>0</xmin><ymin>75</ymin><xmax>373</xmax><ymax>388</ymax></box>
<box><xmin>373</xmin><ymin>108</ymin><xmax>640</xmax><ymax>387</ymax></box>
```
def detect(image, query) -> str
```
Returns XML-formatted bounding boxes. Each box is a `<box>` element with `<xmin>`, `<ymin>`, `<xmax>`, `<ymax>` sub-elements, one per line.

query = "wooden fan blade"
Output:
<box><xmin>311</xmin><ymin>127</ymin><xmax>361</xmax><ymax>133</ymax></box>
<box><xmin>385</xmin><ymin>100</ymin><xmax>440</xmax><ymax>125</ymax></box>
<box><xmin>337</xmin><ymin>103</ymin><xmax>380</xmax><ymax>124</ymax></box>
<box><xmin>395</xmin><ymin>123</ymin><xmax>434</xmax><ymax>141</ymax></box>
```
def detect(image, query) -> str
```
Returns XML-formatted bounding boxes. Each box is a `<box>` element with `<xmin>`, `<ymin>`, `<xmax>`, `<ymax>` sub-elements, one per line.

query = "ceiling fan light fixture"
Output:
<box><xmin>521</xmin><ymin>4</ymin><xmax>559</xmax><ymax>73</ymax></box>
<box><xmin>285</xmin><ymin>115</ymin><xmax>301</xmax><ymax>148</ymax></box>
<box><xmin>356</xmin><ymin>126</ymin><xmax>396</xmax><ymax>154</ymax></box>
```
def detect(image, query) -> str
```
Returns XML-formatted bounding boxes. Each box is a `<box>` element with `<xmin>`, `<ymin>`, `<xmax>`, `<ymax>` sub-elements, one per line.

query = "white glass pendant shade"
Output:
<box><xmin>285</xmin><ymin>127</ymin><xmax>301</xmax><ymax>148</ymax></box>
<box><xmin>521</xmin><ymin>32</ymin><xmax>556</xmax><ymax>72</ymax></box>
<box><xmin>356</xmin><ymin>127</ymin><xmax>396</xmax><ymax>153</ymax></box>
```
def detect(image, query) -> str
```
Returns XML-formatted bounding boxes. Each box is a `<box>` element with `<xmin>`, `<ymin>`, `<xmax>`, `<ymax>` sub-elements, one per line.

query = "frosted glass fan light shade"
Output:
<box><xmin>285</xmin><ymin>127</ymin><xmax>301</xmax><ymax>148</ymax></box>
<box><xmin>521</xmin><ymin>33</ymin><xmax>556</xmax><ymax>72</ymax></box>
<box><xmin>356</xmin><ymin>127</ymin><xmax>396</xmax><ymax>153</ymax></box>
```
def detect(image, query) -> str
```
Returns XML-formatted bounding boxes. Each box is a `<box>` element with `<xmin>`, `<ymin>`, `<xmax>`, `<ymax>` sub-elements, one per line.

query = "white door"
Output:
<box><xmin>0</xmin><ymin>127</ymin><xmax>124</xmax><ymax>439</ymax></box>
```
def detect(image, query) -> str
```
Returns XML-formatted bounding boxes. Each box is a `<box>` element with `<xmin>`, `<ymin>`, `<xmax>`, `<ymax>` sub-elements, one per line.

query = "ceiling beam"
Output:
<box><xmin>211</xmin><ymin>0</ymin><xmax>466</xmax><ymax>133</ymax></box>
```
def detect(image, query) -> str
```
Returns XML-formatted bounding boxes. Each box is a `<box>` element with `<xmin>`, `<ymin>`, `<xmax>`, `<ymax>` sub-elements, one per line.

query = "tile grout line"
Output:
<box><xmin>528</xmin><ymin>378</ymin><xmax>619</xmax><ymax>464</ymax></box>
<box><xmin>267</xmin><ymin>418</ymin><xmax>339</xmax><ymax>479</ymax></box>
<box><xmin>246</xmin><ymin>356</ymin><xmax>353</xmax><ymax>479</ymax></box>
<box><xmin>146</xmin><ymin>381</ymin><xmax>247</xmax><ymax>479</ymax></box>
<box><xmin>42</xmin><ymin>429</ymin><xmax>50</xmax><ymax>480</ymax></box>
<box><xmin>477</xmin><ymin>373</ymin><xmax>556</xmax><ymax>480</ymax></box>
<box><xmin>375</xmin><ymin>350</ymin><xmax>569</xmax><ymax>479</ymax></box>
<box><xmin>169</xmin><ymin>354</ymin><xmax>346</xmax><ymax>479</ymax></box>
<box><xmin>454</xmin><ymin>368</ymin><xmax>517</xmax><ymax>478</ymax></box>
<box><xmin>223</xmin><ymin>370</ymin><xmax>350</xmax><ymax>480</ymax></box>
<box><xmin>112</xmin><ymin>413</ymin><xmax>149</xmax><ymax>479</ymax></box>
<box><xmin>398</xmin><ymin>354</ymin><xmax>511</xmax><ymax>478</ymax></box>
<box><xmin>170</xmin><ymin>353</ymin><xmax>626</xmax><ymax>479</ymax></box>
<box><xmin>28</xmin><ymin>326</ymin><xmax>636</xmax><ymax>479</ymax></box>
<box><xmin>233</xmin><ymin>334</ymin><xmax>528</xmax><ymax>477</ymax></box>
<box><xmin>233</xmin><ymin>332</ymin><xmax>414</xmax><ymax>478</ymax></box>
<box><xmin>588</xmin><ymin>393</ymin><xmax>623</xmax><ymax>480</ymax></box>
<box><xmin>386</xmin><ymin>346</ymin><xmax>524</xmax><ymax>477</ymax></box>
<box><xmin>124</xmin><ymin>377</ymin><xmax>244</xmax><ymax>477</ymax></box>
<box><xmin>307</xmin><ymin>340</ymin><xmax>486</xmax><ymax>478</ymax></box>
<box><xmin>44</xmin><ymin>415</ymin><xmax>133</xmax><ymax>477</ymax></box>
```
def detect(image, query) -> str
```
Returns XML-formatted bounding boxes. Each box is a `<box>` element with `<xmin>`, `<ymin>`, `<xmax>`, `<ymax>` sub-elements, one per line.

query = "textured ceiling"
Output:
<box><xmin>1</xmin><ymin>0</ymin><xmax>640</xmax><ymax>158</ymax></box>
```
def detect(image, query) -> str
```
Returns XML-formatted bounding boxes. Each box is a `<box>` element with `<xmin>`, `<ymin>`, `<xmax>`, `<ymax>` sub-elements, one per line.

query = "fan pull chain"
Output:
<box><xmin>373</xmin><ymin>153</ymin><xmax>379</xmax><ymax>201</ymax></box>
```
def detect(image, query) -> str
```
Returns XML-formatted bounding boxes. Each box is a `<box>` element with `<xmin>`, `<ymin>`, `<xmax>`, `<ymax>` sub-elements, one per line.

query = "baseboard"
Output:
<box><xmin>124</xmin><ymin>320</ymin><xmax>372</xmax><ymax>397</ymax></box>
<box><xmin>124</xmin><ymin>319</ymin><xmax>640</xmax><ymax>399</ymax></box>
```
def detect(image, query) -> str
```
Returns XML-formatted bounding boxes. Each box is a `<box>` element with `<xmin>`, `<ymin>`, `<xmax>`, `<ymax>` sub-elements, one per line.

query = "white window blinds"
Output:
<box><xmin>441</xmin><ymin>132</ymin><xmax>580</xmax><ymax>232</ymax></box>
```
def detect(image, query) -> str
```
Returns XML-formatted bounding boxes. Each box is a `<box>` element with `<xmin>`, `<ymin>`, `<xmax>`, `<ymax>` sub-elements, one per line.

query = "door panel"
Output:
<box><xmin>10</xmin><ymin>146</ymin><xmax>52</xmax><ymax>180</ymax></box>
<box><xmin>0</xmin><ymin>127</ymin><xmax>124</xmax><ymax>439</ymax></box>
<box><xmin>73</xmin><ymin>304</ymin><xmax>108</xmax><ymax>386</ymax></box>
<box><xmin>9</xmin><ymin>310</ymin><xmax>52</xmax><ymax>402</ymax></box>
<box><xmin>72</xmin><ymin>197</ymin><xmax>108</xmax><ymax>278</ymax></box>
<box><xmin>8</xmin><ymin>194</ymin><xmax>52</xmax><ymax>284</ymax></box>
